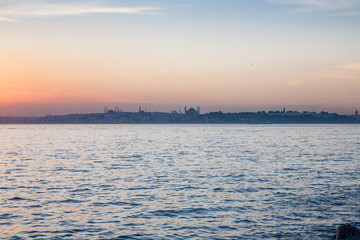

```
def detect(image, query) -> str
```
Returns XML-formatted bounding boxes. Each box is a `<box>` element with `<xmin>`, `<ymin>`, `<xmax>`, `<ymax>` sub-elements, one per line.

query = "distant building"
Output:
<box><xmin>185</xmin><ymin>106</ymin><xmax>200</xmax><ymax>115</ymax></box>
<box><xmin>356</xmin><ymin>109</ymin><xmax>359</xmax><ymax>116</ymax></box>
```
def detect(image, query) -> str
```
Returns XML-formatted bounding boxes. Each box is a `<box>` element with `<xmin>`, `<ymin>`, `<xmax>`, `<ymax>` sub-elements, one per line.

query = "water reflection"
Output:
<box><xmin>0</xmin><ymin>125</ymin><xmax>359</xmax><ymax>239</ymax></box>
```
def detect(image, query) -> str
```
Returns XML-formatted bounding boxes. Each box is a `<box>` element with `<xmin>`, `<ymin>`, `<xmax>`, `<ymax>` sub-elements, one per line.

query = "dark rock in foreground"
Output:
<box><xmin>334</xmin><ymin>224</ymin><xmax>360</xmax><ymax>240</ymax></box>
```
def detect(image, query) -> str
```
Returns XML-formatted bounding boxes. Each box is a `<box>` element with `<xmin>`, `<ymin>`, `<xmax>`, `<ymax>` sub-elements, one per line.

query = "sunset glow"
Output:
<box><xmin>1</xmin><ymin>0</ymin><xmax>359</xmax><ymax>116</ymax></box>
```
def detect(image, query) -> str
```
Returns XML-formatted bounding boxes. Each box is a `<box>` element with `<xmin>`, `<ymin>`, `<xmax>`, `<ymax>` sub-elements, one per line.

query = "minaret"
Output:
<box><xmin>185</xmin><ymin>106</ymin><xmax>187</xmax><ymax>114</ymax></box>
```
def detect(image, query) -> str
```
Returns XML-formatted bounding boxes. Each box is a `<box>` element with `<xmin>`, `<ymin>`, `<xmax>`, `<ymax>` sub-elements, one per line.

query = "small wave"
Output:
<box><xmin>7</xmin><ymin>196</ymin><xmax>27</xmax><ymax>201</ymax></box>
<box><xmin>60</xmin><ymin>199</ymin><xmax>87</xmax><ymax>203</ymax></box>
<box><xmin>17</xmin><ymin>185</ymin><xmax>40</xmax><ymax>189</ymax></box>
<box><xmin>45</xmin><ymin>199</ymin><xmax>86</xmax><ymax>204</ymax></box>
<box><xmin>114</xmin><ymin>233</ymin><xmax>147</xmax><ymax>239</ymax></box>
<box><xmin>175</xmin><ymin>185</ymin><xmax>202</xmax><ymax>191</ymax></box>
<box><xmin>127</xmin><ymin>186</ymin><xmax>154</xmax><ymax>191</ymax></box>
<box><xmin>26</xmin><ymin>204</ymin><xmax>42</xmax><ymax>208</ymax></box>
<box><xmin>93</xmin><ymin>160</ymin><xmax>105</xmax><ymax>163</ymax></box>
<box><xmin>283</xmin><ymin>167</ymin><xmax>296</xmax><ymax>171</ymax></box>
<box><xmin>150</xmin><ymin>207</ymin><xmax>208</xmax><ymax>217</ymax></box>
<box><xmin>149</xmin><ymin>209</ymin><xmax>179</xmax><ymax>217</ymax></box>
<box><xmin>93</xmin><ymin>201</ymin><xmax>140</xmax><ymax>207</ymax></box>
<box><xmin>98</xmin><ymin>184</ymin><xmax>113</xmax><ymax>188</ymax></box>
<box><xmin>7</xmin><ymin>235</ymin><xmax>24</xmax><ymax>240</ymax></box>
<box><xmin>53</xmin><ymin>167</ymin><xmax>66</xmax><ymax>171</ymax></box>
<box><xmin>44</xmin><ymin>228</ymin><xmax>88</xmax><ymax>235</ymax></box>
<box><xmin>0</xmin><ymin>213</ymin><xmax>18</xmax><ymax>220</ymax></box>
<box><xmin>118</xmin><ymin>154</ymin><xmax>142</xmax><ymax>159</ymax></box>
<box><xmin>218</xmin><ymin>225</ymin><xmax>237</xmax><ymax>230</ymax></box>
<box><xmin>234</xmin><ymin>188</ymin><xmax>259</xmax><ymax>193</ymax></box>
<box><xmin>69</xmin><ymin>169</ymin><xmax>91</xmax><ymax>173</ymax></box>
<box><xmin>6</xmin><ymin>151</ymin><xmax>19</xmax><ymax>156</ymax></box>
<box><xmin>46</xmin><ymin>187</ymin><xmax>67</xmax><ymax>191</ymax></box>
<box><xmin>69</xmin><ymin>188</ymin><xmax>91</xmax><ymax>192</ymax></box>
<box><xmin>209</xmin><ymin>206</ymin><xmax>246</xmax><ymax>213</ymax></box>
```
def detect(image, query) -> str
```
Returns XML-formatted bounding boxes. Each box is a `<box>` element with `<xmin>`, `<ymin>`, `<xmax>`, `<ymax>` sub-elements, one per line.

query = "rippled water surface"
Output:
<box><xmin>1</xmin><ymin>124</ymin><xmax>359</xmax><ymax>239</ymax></box>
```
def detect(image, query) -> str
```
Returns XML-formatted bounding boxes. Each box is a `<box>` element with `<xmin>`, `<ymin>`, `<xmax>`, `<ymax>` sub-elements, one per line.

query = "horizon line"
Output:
<box><xmin>1</xmin><ymin>107</ymin><xmax>359</xmax><ymax>118</ymax></box>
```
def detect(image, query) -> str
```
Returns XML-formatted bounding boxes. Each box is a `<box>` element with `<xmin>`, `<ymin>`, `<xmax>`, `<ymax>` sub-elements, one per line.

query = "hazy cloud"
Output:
<box><xmin>341</xmin><ymin>63</ymin><xmax>360</xmax><ymax>71</ymax></box>
<box><xmin>0</xmin><ymin>16</ymin><xmax>17</xmax><ymax>22</ymax></box>
<box><xmin>268</xmin><ymin>0</ymin><xmax>360</xmax><ymax>15</ymax></box>
<box><xmin>0</xmin><ymin>0</ymin><xmax>164</xmax><ymax>22</ymax></box>
<box><xmin>326</xmin><ymin>63</ymin><xmax>360</xmax><ymax>82</ymax></box>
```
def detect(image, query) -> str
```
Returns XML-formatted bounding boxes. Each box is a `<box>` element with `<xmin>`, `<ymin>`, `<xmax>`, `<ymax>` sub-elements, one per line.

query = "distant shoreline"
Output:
<box><xmin>1</xmin><ymin>110</ymin><xmax>359</xmax><ymax>124</ymax></box>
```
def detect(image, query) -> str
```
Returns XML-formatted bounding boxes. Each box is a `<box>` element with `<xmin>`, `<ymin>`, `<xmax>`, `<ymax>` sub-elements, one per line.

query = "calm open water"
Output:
<box><xmin>0</xmin><ymin>124</ymin><xmax>359</xmax><ymax>239</ymax></box>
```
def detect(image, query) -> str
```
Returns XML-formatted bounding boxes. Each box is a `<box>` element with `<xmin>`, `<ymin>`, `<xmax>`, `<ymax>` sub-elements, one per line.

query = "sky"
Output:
<box><xmin>0</xmin><ymin>0</ymin><xmax>359</xmax><ymax>116</ymax></box>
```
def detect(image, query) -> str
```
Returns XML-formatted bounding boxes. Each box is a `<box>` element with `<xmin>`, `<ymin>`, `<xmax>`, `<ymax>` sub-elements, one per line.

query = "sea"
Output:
<box><xmin>0</xmin><ymin>124</ymin><xmax>359</xmax><ymax>239</ymax></box>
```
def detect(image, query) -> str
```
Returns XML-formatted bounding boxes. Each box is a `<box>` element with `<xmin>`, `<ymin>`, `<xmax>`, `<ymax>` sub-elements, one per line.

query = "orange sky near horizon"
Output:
<box><xmin>1</xmin><ymin>0</ymin><xmax>359</xmax><ymax>116</ymax></box>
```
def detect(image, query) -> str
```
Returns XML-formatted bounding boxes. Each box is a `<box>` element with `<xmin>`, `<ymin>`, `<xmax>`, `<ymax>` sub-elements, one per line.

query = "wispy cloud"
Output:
<box><xmin>268</xmin><ymin>0</ymin><xmax>360</xmax><ymax>15</ymax></box>
<box><xmin>326</xmin><ymin>63</ymin><xmax>360</xmax><ymax>82</ymax></box>
<box><xmin>0</xmin><ymin>16</ymin><xmax>17</xmax><ymax>22</ymax></box>
<box><xmin>0</xmin><ymin>0</ymin><xmax>164</xmax><ymax>22</ymax></box>
<box><xmin>341</xmin><ymin>62</ymin><xmax>360</xmax><ymax>71</ymax></box>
